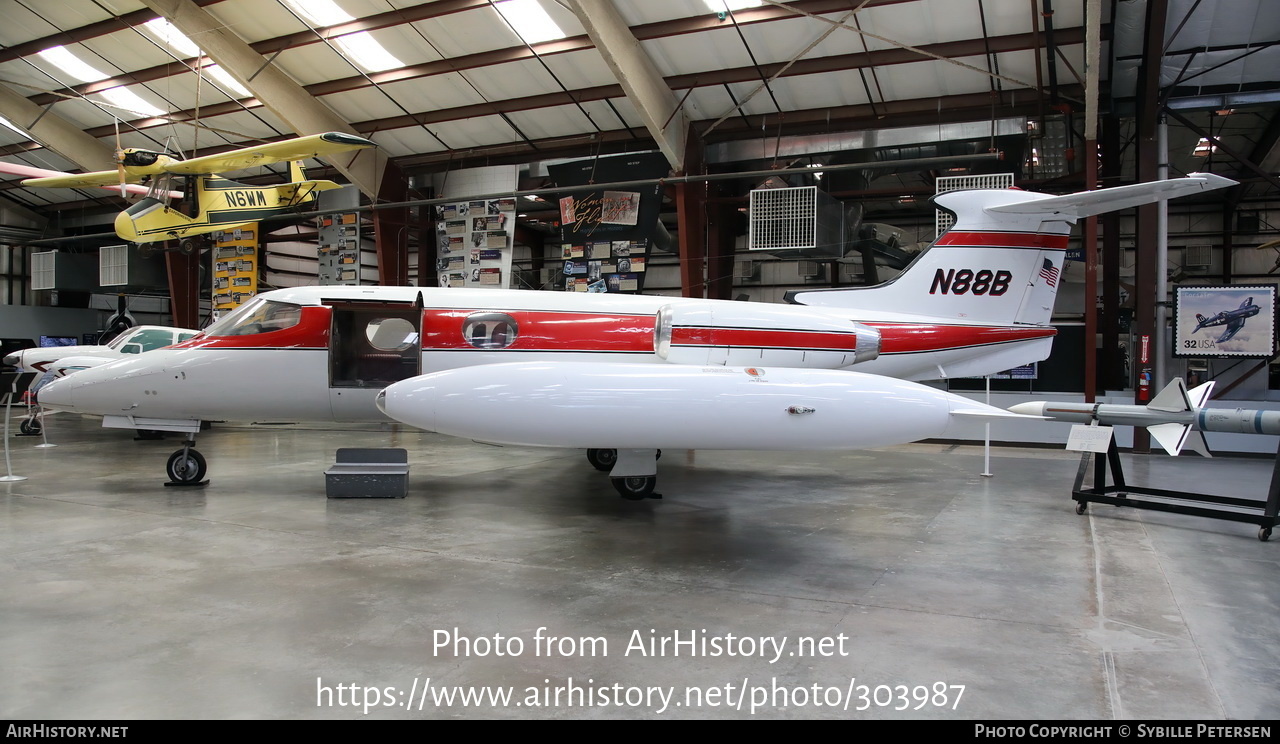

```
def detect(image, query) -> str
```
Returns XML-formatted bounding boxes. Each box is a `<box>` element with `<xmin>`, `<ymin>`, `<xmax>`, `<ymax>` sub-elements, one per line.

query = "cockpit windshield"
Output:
<box><xmin>203</xmin><ymin>298</ymin><xmax>303</xmax><ymax>337</ymax></box>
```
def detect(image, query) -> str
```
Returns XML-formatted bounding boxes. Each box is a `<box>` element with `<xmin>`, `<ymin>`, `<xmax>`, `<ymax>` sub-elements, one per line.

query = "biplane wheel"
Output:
<box><xmin>178</xmin><ymin>238</ymin><xmax>199</xmax><ymax>255</ymax></box>
<box><xmin>1260</xmin><ymin>527</ymin><xmax>1272</xmax><ymax>542</ymax></box>
<box><xmin>1075</xmin><ymin>501</ymin><xmax>1088</xmax><ymax>515</ymax></box>
<box><xmin>19</xmin><ymin>418</ymin><xmax>40</xmax><ymax>436</ymax></box>
<box><xmin>166</xmin><ymin>448</ymin><xmax>207</xmax><ymax>484</ymax></box>
<box><xmin>137</xmin><ymin>243</ymin><xmax>156</xmax><ymax>259</ymax></box>
<box><xmin>612</xmin><ymin>475</ymin><xmax>657</xmax><ymax>500</ymax></box>
<box><xmin>586</xmin><ymin>448</ymin><xmax>617</xmax><ymax>472</ymax></box>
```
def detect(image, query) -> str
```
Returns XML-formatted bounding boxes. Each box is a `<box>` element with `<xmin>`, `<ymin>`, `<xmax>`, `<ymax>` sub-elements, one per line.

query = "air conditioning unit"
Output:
<box><xmin>748</xmin><ymin>185</ymin><xmax>843</xmax><ymax>257</ymax></box>
<box><xmin>99</xmin><ymin>244</ymin><xmax>167</xmax><ymax>289</ymax></box>
<box><xmin>30</xmin><ymin>250</ymin><xmax>98</xmax><ymax>292</ymax></box>
<box><xmin>538</xmin><ymin>267</ymin><xmax>564</xmax><ymax>289</ymax></box>
<box><xmin>1183</xmin><ymin>245</ymin><xmax>1212</xmax><ymax>272</ymax></box>
<box><xmin>733</xmin><ymin>259</ymin><xmax>760</xmax><ymax>282</ymax></box>
<box><xmin>798</xmin><ymin>260</ymin><xmax>825</xmax><ymax>281</ymax></box>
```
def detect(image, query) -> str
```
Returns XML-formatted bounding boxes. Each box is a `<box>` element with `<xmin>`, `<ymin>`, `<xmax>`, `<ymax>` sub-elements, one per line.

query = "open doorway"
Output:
<box><xmin>329</xmin><ymin>303</ymin><xmax>421</xmax><ymax>388</ymax></box>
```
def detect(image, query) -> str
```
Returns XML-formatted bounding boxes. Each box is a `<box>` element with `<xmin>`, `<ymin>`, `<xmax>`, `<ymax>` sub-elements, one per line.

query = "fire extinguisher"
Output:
<box><xmin>1135</xmin><ymin>333</ymin><xmax>1152</xmax><ymax>402</ymax></box>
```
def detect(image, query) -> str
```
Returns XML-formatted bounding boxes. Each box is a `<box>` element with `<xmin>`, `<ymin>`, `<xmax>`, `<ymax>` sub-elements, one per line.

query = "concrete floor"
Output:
<box><xmin>1</xmin><ymin>413</ymin><xmax>1277</xmax><ymax>720</ymax></box>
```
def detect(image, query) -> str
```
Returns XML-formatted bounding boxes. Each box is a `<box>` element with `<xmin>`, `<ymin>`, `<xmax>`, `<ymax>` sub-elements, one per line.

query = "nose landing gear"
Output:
<box><xmin>164</xmin><ymin>439</ymin><xmax>208</xmax><ymax>487</ymax></box>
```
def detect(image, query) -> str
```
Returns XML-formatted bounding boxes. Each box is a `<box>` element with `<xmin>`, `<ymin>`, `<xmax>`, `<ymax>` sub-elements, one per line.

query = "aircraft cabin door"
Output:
<box><xmin>328</xmin><ymin>302</ymin><xmax>422</xmax><ymax>422</ymax></box>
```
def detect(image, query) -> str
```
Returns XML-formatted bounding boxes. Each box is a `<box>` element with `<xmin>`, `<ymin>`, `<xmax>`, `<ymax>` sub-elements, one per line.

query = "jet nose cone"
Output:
<box><xmin>378</xmin><ymin>377</ymin><xmax>436</xmax><ymax>431</ymax></box>
<box><xmin>1007</xmin><ymin>402</ymin><xmax>1046</xmax><ymax>416</ymax></box>
<box><xmin>2</xmin><ymin>353</ymin><xmax>17</xmax><ymax>367</ymax></box>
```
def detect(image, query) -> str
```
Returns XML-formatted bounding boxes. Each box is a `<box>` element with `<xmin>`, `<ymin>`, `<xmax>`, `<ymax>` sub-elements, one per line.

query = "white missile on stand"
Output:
<box><xmin>376</xmin><ymin>362</ymin><xmax>1030</xmax><ymax>452</ymax></box>
<box><xmin>1009</xmin><ymin>378</ymin><xmax>1280</xmax><ymax>456</ymax></box>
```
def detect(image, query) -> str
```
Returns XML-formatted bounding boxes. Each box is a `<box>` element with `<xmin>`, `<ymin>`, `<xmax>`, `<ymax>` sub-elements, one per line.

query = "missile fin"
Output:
<box><xmin>1184</xmin><ymin>429</ymin><xmax>1213</xmax><ymax>458</ymax></box>
<box><xmin>1188</xmin><ymin>381</ymin><xmax>1215</xmax><ymax>409</ymax></box>
<box><xmin>1148</xmin><ymin>422</ymin><xmax>1191</xmax><ymax>456</ymax></box>
<box><xmin>1148</xmin><ymin>378</ymin><xmax>1192</xmax><ymax>413</ymax></box>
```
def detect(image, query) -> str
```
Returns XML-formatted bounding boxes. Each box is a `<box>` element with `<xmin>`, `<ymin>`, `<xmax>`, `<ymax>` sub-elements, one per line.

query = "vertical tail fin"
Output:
<box><xmin>786</xmin><ymin>174</ymin><xmax>1236</xmax><ymax>325</ymax></box>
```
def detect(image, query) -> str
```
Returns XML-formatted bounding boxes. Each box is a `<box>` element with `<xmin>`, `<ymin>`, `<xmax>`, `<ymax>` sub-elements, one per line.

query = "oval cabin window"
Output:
<box><xmin>461</xmin><ymin>312</ymin><xmax>518</xmax><ymax>349</ymax></box>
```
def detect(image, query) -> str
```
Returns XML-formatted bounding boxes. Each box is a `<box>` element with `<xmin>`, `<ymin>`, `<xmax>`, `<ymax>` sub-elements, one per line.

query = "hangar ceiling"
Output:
<box><xmin>0</xmin><ymin>0</ymin><xmax>1275</xmax><ymax>237</ymax></box>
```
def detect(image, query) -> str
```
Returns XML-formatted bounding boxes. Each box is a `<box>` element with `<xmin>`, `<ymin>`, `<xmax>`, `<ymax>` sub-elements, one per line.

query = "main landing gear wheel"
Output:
<box><xmin>612</xmin><ymin>476</ymin><xmax>658</xmax><ymax>501</ymax></box>
<box><xmin>165</xmin><ymin>447</ymin><xmax>207</xmax><ymax>485</ymax></box>
<box><xmin>587</xmin><ymin>448</ymin><xmax>617</xmax><ymax>471</ymax></box>
<box><xmin>1260</xmin><ymin>527</ymin><xmax>1272</xmax><ymax>542</ymax></box>
<box><xmin>1075</xmin><ymin>501</ymin><xmax>1088</xmax><ymax>515</ymax></box>
<box><xmin>19</xmin><ymin>418</ymin><xmax>41</xmax><ymax>436</ymax></box>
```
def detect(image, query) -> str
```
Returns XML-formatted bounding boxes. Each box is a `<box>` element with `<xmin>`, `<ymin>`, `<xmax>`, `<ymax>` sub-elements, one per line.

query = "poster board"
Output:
<box><xmin>434</xmin><ymin>198</ymin><xmax>516</xmax><ymax>289</ymax></box>
<box><xmin>211</xmin><ymin>226</ymin><xmax>258</xmax><ymax>315</ymax></box>
<box><xmin>1173</xmin><ymin>284</ymin><xmax>1277</xmax><ymax>358</ymax></box>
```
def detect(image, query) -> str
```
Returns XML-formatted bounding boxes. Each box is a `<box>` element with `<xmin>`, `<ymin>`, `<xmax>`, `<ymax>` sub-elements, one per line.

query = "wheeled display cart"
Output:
<box><xmin>1072</xmin><ymin>438</ymin><xmax>1280</xmax><ymax>541</ymax></box>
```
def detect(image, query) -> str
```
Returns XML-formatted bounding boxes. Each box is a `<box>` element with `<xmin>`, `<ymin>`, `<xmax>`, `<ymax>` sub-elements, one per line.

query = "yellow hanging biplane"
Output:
<box><xmin>22</xmin><ymin>131</ymin><xmax>376</xmax><ymax>249</ymax></box>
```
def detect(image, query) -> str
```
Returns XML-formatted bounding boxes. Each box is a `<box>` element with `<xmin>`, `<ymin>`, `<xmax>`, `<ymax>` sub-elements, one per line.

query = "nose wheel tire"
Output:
<box><xmin>612</xmin><ymin>475</ymin><xmax>657</xmax><ymax>500</ymax></box>
<box><xmin>18</xmin><ymin>418</ymin><xmax>40</xmax><ymax>436</ymax></box>
<box><xmin>587</xmin><ymin>448</ymin><xmax>617</xmax><ymax>471</ymax></box>
<box><xmin>166</xmin><ymin>448</ymin><xmax>207</xmax><ymax>484</ymax></box>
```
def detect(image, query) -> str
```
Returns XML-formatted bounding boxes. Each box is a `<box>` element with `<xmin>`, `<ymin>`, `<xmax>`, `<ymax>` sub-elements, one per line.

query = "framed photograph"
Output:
<box><xmin>1174</xmin><ymin>284</ymin><xmax>1277</xmax><ymax>358</ymax></box>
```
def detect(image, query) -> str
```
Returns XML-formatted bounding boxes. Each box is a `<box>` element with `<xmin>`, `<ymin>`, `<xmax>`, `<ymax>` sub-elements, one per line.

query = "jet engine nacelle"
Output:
<box><xmin>653</xmin><ymin>302</ymin><xmax>880</xmax><ymax>368</ymax></box>
<box><xmin>376</xmin><ymin>361</ymin><xmax>1007</xmax><ymax>451</ymax></box>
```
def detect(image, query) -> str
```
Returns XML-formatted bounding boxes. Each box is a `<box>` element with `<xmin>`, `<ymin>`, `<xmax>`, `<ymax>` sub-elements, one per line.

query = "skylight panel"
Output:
<box><xmin>100</xmin><ymin>87</ymin><xmax>166</xmax><ymax>118</ymax></box>
<box><xmin>142</xmin><ymin>18</ymin><xmax>251</xmax><ymax>96</ymax></box>
<box><xmin>205</xmin><ymin>66</ymin><xmax>251</xmax><ymax>97</ymax></box>
<box><xmin>284</xmin><ymin>0</ymin><xmax>351</xmax><ymax>27</ymax></box>
<box><xmin>494</xmin><ymin>0</ymin><xmax>567</xmax><ymax>44</ymax></box>
<box><xmin>0</xmin><ymin>116</ymin><xmax>29</xmax><ymax>137</ymax></box>
<box><xmin>701</xmin><ymin>0</ymin><xmax>764</xmax><ymax>11</ymax></box>
<box><xmin>37</xmin><ymin>46</ymin><xmax>109</xmax><ymax>83</ymax></box>
<box><xmin>335</xmin><ymin>33</ymin><xmax>403</xmax><ymax>73</ymax></box>
<box><xmin>144</xmin><ymin>18</ymin><xmax>200</xmax><ymax>58</ymax></box>
<box><xmin>281</xmin><ymin>0</ymin><xmax>403</xmax><ymax>73</ymax></box>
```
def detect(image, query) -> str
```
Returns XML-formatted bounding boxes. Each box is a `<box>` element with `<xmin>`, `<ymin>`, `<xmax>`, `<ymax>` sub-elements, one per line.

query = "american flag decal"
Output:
<box><xmin>1039</xmin><ymin>258</ymin><xmax>1059</xmax><ymax>287</ymax></box>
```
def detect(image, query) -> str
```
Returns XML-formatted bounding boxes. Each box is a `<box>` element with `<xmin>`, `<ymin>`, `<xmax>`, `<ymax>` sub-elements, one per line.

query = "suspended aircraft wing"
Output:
<box><xmin>986</xmin><ymin>173</ymin><xmax>1237</xmax><ymax>221</ymax></box>
<box><xmin>22</xmin><ymin>170</ymin><xmax>143</xmax><ymax>188</ymax></box>
<box><xmin>160</xmin><ymin>132</ymin><xmax>376</xmax><ymax>175</ymax></box>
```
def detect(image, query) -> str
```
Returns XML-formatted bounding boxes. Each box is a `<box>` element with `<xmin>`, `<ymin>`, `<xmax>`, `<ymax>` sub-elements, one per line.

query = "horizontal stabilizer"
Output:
<box><xmin>987</xmin><ymin>173</ymin><xmax>1236</xmax><ymax>221</ymax></box>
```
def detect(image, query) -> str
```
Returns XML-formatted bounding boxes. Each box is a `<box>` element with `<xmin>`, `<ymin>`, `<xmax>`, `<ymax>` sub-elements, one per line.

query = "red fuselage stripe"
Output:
<box><xmin>936</xmin><ymin>231</ymin><xmax>1069</xmax><ymax>250</ymax></box>
<box><xmin>670</xmin><ymin>326</ymin><xmax>858</xmax><ymax>351</ymax></box>
<box><xmin>425</xmin><ymin>309</ymin><xmax>656</xmax><ymax>352</ymax></box>
<box><xmin>869</xmin><ymin>323</ymin><xmax>1055</xmax><ymax>354</ymax></box>
<box><xmin>171</xmin><ymin>306</ymin><xmax>1053</xmax><ymax>357</ymax></box>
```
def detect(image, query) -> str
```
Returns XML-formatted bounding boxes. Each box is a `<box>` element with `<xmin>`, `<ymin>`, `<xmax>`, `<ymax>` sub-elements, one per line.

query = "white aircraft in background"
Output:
<box><xmin>4</xmin><ymin>325</ymin><xmax>199</xmax><ymax>375</ymax></box>
<box><xmin>4</xmin><ymin>325</ymin><xmax>198</xmax><ymax>436</ymax></box>
<box><xmin>36</xmin><ymin>174</ymin><xmax>1235</xmax><ymax>497</ymax></box>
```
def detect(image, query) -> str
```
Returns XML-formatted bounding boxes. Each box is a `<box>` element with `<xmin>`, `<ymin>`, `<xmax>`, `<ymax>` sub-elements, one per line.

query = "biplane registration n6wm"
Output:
<box><xmin>35</xmin><ymin>174</ymin><xmax>1235</xmax><ymax>499</ymax></box>
<box><xmin>21</xmin><ymin>132</ymin><xmax>375</xmax><ymax>250</ymax></box>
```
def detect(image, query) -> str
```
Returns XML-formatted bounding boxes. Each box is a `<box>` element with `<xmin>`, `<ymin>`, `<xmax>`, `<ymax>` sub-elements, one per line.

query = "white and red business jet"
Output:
<box><xmin>36</xmin><ymin>174</ymin><xmax>1233</xmax><ymax>497</ymax></box>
